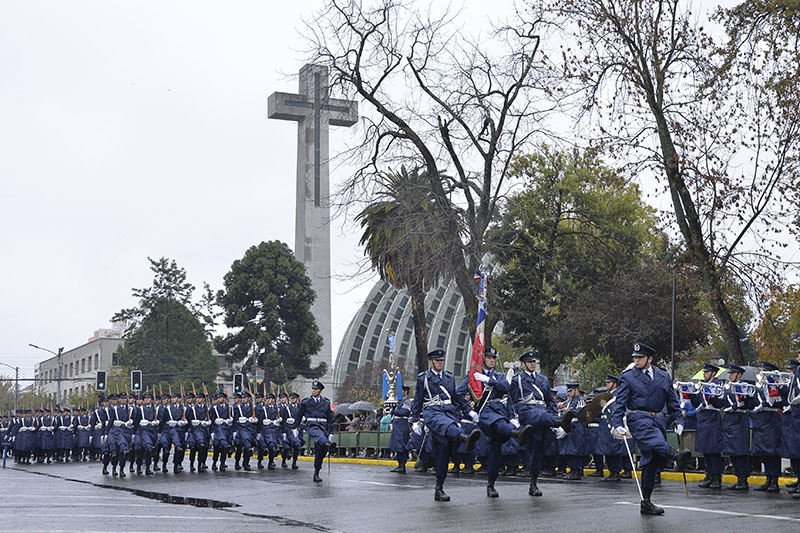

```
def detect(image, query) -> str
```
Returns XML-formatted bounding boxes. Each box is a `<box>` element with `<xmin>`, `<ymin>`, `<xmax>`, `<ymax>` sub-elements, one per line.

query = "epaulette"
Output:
<box><xmin>418</xmin><ymin>371</ymin><xmax>426</xmax><ymax>377</ymax></box>
<box><xmin>621</xmin><ymin>366</ymin><xmax>634</xmax><ymax>374</ymax></box>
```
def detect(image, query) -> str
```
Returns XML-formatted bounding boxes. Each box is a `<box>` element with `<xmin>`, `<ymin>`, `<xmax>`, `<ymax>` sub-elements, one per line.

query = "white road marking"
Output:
<box><xmin>615</xmin><ymin>502</ymin><xmax>800</xmax><ymax>522</ymax></box>
<box><xmin>345</xmin><ymin>479</ymin><xmax>427</xmax><ymax>489</ymax></box>
<box><xmin>6</xmin><ymin>514</ymin><xmax>259</xmax><ymax>521</ymax></box>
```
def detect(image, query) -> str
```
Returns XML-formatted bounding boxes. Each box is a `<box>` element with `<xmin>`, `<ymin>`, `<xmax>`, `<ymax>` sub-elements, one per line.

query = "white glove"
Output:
<box><xmin>510</xmin><ymin>418</ymin><xmax>521</xmax><ymax>428</ymax></box>
<box><xmin>191</xmin><ymin>420</ymin><xmax>200</xmax><ymax>426</ymax></box>
<box><xmin>178</xmin><ymin>420</ymin><xmax>188</xmax><ymax>426</ymax></box>
<box><xmin>167</xmin><ymin>420</ymin><xmax>178</xmax><ymax>427</ymax></box>
<box><xmin>125</xmin><ymin>420</ymin><xmax>134</xmax><ymax>428</ymax></box>
<box><xmin>262</xmin><ymin>419</ymin><xmax>269</xmax><ymax>426</ymax></box>
<box><xmin>469</xmin><ymin>410</ymin><xmax>479</xmax><ymax>423</ymax></box>
<box><xmin>328</xmin><ymin>433</ymin><xmax>334</xmax><ymax>441</ymax></box>
<box><xmin>286</xmin><ymin>418</ymin><xmax>295</xmax><ymax>425</ymax></box>
<box><xmin>238</xmin><ymin>417</ymin><xmax>248</xmax><ymax>424</ymax></box>
<box><xmin>751</xmin><ymin>404</ymin><xmax>764</xmax><ymax>413</ymax></box>
<box><xmin>248</xmin><ymin>417</ymin><xmax>258</xmax><ymax>423</ymax></box>
<box><xmin>201</xmin><ymin>420</ymin><xmax>211</xmax><ymax>427</ymax></box>
<box><xmin>292</xmin><ymin>429</ymin><xmax>299</xmax><ymax>438</ymax></box>
<box><xmin>412</xmin><ymin>421</ymin><xmax>423</xmax><ymax>436</ymax></box>
<box><xmin>675</xmin><ymin>423</ymin><xmax>684</xmax><ymax>436</ymax></box>
<box><xmin>473</xmin><ymin>372</ymin><xmax>490</xmax><ymax>383</ymax></box>
<box><xmin>225</xmin><ymin>418</ymin><xmax>233</xmax><ymax>426</ymax></box>
<box><xmin>138</xmin><ymin>420</ymin><xmax>148</xmax><ymax>427</ymax></box>
<box><xmin>554</xmin><ymin>427</ymin><xmax>567</xmax><ymax>439</ymax></box>
<box><xmin>612</xmin><ymin>426</ymin><xmax>630</xmax><ymax>439</ymax></box>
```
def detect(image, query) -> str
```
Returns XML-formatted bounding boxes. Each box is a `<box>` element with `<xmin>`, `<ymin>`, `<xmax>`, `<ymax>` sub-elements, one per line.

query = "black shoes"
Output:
<box><xmin>754</xmin><ymin>476</ymin><xmax>780</xmax><ymax>493</ymax></box>
<box><xmin>487</xmin><ymin>482</ymin><xmax>499</xmax><ymax>498</ymax></box>
<box><xmin>698</xmin><ymin>475</ymin><xmax>713</xmax><ymax>488</ymax></box>
<box><xmin>708</xmin><ymin>474</ymin><xmax>722</xmax><ymax>489</ymax></box>
<box><xmin>390</xmin><ymin>465</ymin><xmax>406</xmax><ymax>473</ymax></box>
<box><xmin>587</xmin><ymin>470</ymin><xmax>604</xmax><ymax>478</ymax></box>
<box><xmin>563</xmin><ymin>471</ymin><xmax>581</xmax><ymax>480</ymax></box>
<box><xmin>511</xmin><ymin>424</ymin><xmax>533</xmax><ymax>445</ymax></box>
<box><xmin>459</xmin><ymin>429</ymin><xmax>481</xmax><ymax>452</ymax></box>
<box><xmin>313</xmin><ymin>469</ymin><xmax>322</xmax><ymax>482</ymax></box>
<box><xmin>529</xmin><ymin>479</ymin><xmax>542</xmax><ymax>496</ymax></box>
<box><xmin>726</xmin><ymin>477</ymin><xmax>749</xmax><ymax>491</ymax></box>
<box><xmin>601</xmin><ymin>472</ymin><xmax>621</xmax><ymax>482</ymax></box>
<box><xmin>640</xmin><ymin>499</ymin><xmax>664</xmax><ymax>515</ymax></box>
<box><xmin>560</xmin><ymin>412</ymin><xmax>576</xmax><ymax>432</ymax></box>
<box><xmin>434</xmin><ymin>481</ymin><xmax>450</xmax><ymax>502</ymax></box>
<box><xmin>668</xmin><ymin>448</ymin><xmax>692</xmax><ymax>472</ymax></box>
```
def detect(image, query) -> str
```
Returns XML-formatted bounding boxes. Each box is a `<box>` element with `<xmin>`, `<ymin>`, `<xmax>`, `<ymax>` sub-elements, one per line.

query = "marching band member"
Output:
<box><xmin>751</xmin><ymin>361</ymin><xmax>783</xmax><ymax>492</ymax></box>
<box><xmin>722</xmin><ymin>363</ymin><xmax>756</xmax><ymax>491</ymax></box>
<box><xmin>690</xmin><ymin>363</ymin><xmax>725</xmax><ymax>489</ymax></box>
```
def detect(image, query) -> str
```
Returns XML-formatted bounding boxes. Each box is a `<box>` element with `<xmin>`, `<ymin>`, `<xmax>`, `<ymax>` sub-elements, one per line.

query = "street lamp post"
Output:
<box><xmin>0</xmin><ymin>362</ymin><xmax>19</xmax><ymax>413</ymax></box>
<box><xmin>29</xmin><ymin>344</ymin><xmax>64</xmax><ymax>405</ymax></box>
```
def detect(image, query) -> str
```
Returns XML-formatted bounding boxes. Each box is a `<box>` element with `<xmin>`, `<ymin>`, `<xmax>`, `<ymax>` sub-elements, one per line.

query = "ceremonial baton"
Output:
<box><xmin>678</xmin><ymin>430</ymin><xmax>689</xmax><ymax>498</ymax></box>
<box><xmin>621</xmin><ymin>422</ymin><xmax>644</xmax><ymax>501</ymax></box>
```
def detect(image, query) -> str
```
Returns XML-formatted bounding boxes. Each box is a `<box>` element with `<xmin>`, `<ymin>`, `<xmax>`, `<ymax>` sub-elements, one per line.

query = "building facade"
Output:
<box><xmin>333</xmin><ymin>279</ymin><xmax>473</xmax><ymax>388</ymax></box>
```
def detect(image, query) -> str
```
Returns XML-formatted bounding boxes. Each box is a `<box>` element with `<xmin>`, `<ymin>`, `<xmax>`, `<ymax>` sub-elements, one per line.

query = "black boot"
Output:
<box><xmin>434</xmin><ymin>480</ymin><xmax>450</xmax><ymax>502</ymax></box>
<box><xmin>390</xmin><ymin>464</ymin><xmax>407</xmax><ymax>473</ymax></box>
<box><xmin>667</xmin><ymin>447</ymin><xmax>692</xmax><ymax>472</ymax></box>
<box><xmin>448</xmin><ymin>463</ymin><xmax>460</xmax><ymax>475</ymax></box>
<box><xmin>119</xmin><ymin>464</ymin><xmax>126</xmax><ymax>478</ymax></box>
<box><xmin>282</xmin><ymin>457</ymin><xmax>288</xmax><ymax>468</ymax></box>
<box><xmin>145</xmin><ymin>463</ymin><xmax>153</xmax><ymax>475</ymax></box>
<box><xmin>458</xmin><ymin>429</ymin><xmax>480</xmax><ymax>452</ymax></box>
<box><xmin>708</xmin><ymin>473</ymin><xmax>722</xmax><ymax>489</ymax></box>
<box><xmin>292</xmin><ymin>454</ymin><xmax>299</xmax><ymax>470</ymax></box>
<box><xmin>640</xmin><ymin>499</ymin><xmax>664</xmax><ymax>515</ymax></box>
<box><xmin>529</xmin><ymin>478</ymin><xmax>542</xmax><ymax>496</ymax></box>
<box><xmin>766</xmin><ymin>476</ymin><xmax>781</xmax><ymax>493</ymax></box>
<box><xmin>787</xmin><ymin>479</ymin><xmax>800</xmax><ymax>488</ymax></box>
<box><xmin>560</xmin><ymin>411</ymin><xmax>576</xmax><ymax>432</ymax></box>
<box><xmin>602</xmin><ymin>472</ymin><xmax>621</xmax><ymax>482</ymax></box>
<box><xmin>727</xmin><ymin>477</ymin><xmax>749</xmax><ymax>491</ymax></box>
<box><xmin>313</xmin><ymin>469</ymin><xmax>322</xmax><ymax>482</ymax></box>
<box><xmin>511</xmin><ymin>424</ymin><xmax>533</xmax><ymax>445</ymax></box>
<box><xmin>698</xmin><ymin>474</ymin><xmax>713</xmax><ymax>488</ymax></box>
<box><xmin>487</xmin><ymin>481</ymin><xmax>499</xmax><ymax>498</ymax></box>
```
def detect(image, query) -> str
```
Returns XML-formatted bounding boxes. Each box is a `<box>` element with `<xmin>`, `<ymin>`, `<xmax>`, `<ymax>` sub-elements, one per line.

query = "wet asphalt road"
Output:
<box><xmin>3</xmin><ymin>459</ymin><xmax>800</xmax><ymax>532</ymax></box>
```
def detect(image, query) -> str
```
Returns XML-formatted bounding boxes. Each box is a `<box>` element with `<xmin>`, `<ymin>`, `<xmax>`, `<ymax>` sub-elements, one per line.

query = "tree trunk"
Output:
<box><xmin>409</xmin><ymin>286</ymin><xmax>430</xmax><ymax>375</ymax></box>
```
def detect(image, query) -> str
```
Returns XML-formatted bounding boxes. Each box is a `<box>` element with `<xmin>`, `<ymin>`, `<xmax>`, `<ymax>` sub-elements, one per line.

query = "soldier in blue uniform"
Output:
<box><xmin>751</xmin><ymin>360</ymin><xmax>783</xmax><ymax>492</ymax></box>
<box><xmin>132</xmin><ymin>392</ymin><xmax>158</xmax><ymax>475</ymax></box>
<box><xmin>558</xmin><ymin>383</ymin><xmax>587</xmax><ymax>480</ymax></box>
<box><xmin>722</xmin><ymin>363</ymin><xmax>756</xmax><ymax>490</ymax></box>
<box><xmin>783</xmin><ymin>359</ymin><xmax>800</xmax><ymax>494</ymax></box>
<box><xmin>389</xmin><ymin>386</ymin><xmax>413</xmax><ymax>473</ymax></box>
<box><xmin>162</xmin><ymin>391</ymin><xmax>188</xmax><ymax>473</ymax></box>
<box><xmin>38</xmin><ymin>408</ymin><xmax>56</xmax><ymax>464</ymax></box>
<box><xmin>689</xmin><ymin>363</ymin><xmax>726</xmax><ymax>489</ymax></box>
<box><xmin>411</xmin><ymin>349</ymin><xmax>481</xmax><ymax>502</ymax></box>
<box><xmin>108</xmin><ymin>392</ymin><xmax>134</xmax><ymax>478</ymax></box>
<box><xmin>293</xmin><ymin>380</ymin><xmax>335</xmax><ymax>482</ymax></box>
<box><xmin>257</xmin><ymin>392</ymin><xmax>282</xmax><ymax>470</ymax></box>
<box><xmin>233</xmin><ymin>391</ymin><xmax>257</xmax><ymax>471</ymax></box>
<box><xmin>597</xmin><ymin>375</ymin><xmax>627</xmax><ymax>482</ymax></box>
<box><xmin>75</xmin><ymin>407</ymin><xmax>92</xmax><ymax>461</ymax></box>
<box><xmin>211</xmin><ymin>391</ymin><xmax>233</xmax><ymax>471</ymax></box>
<box><xmin>56</xmin><ymin>407</ymin><xmax>74</xmax><ymax>463</ymax></box>
<box><xmin>183</xmin><ymin>393</ymin><xmax>197</xmax><ymax>472</ymax></box>
<box><xmin>187</xmin><ymin>392</ymin><xmax>212</xmax><ymax>472</ymax></box>
<box><xmin>280</xmin><ymin>392</ymin><xmax>302</xmax><ymax>469</ymax></box>
<box><xmin>612</xmin><ymin>342</ymin><xmax>689</xmax><ymax>516</ymax></box>
<box><xmin>464</xmin><ymin>346</ymin><xmax>533</xmax><ymax>497</ymax></box>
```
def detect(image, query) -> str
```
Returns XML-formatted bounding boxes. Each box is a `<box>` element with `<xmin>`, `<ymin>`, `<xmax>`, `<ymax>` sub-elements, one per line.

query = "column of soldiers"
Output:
<box><xmin>1</xmin><ymin>384</ymin><xmax>325</xmax><ymax>480</ymax></box>
<box><xmin>390</xmin><ymin>342</ymin><xmax>800</xmax><ymax>515</ymax></box>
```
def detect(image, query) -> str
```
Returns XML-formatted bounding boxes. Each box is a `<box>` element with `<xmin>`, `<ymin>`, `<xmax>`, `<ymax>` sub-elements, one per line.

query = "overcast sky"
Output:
<box><xmin>0</xmin><ymin>0</ymin><xmax>767</xmax><ymax>382</ymax></box>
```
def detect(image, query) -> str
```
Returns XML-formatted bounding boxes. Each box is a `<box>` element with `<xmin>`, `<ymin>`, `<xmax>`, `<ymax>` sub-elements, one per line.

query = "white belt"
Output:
<box><xmin>191</xmin><ymin>420</ymin><xmax>201</xmax><ymax>426</ymax></box>
<box><xmin>167</xmin><ymin>420</ymin><xmax>178</xmax><ymax>427</ymax></box>
<box><xmin>58</xmin><ymin>426</ymin><xmax>70</xmax><ymax>431</ymax></box>
<box><xmin>588</xmin><ymin>423</ymin><xmax>600</xmax><ymax>428</ymax></box>
<box><xmin>520</xmin><ymin>399</ymin><xmax>545</xmax><ymax>406</ymax></box>
<box><xmin>393</xmin><ymin>416</ymin><xmax>408</xmax><ymax>420</ymax></box>
<box><xmin>237</xmin><ymin>417</ymin><xmax>248</xmax><ymax>424</ymax></box>
<box><xmin>305</xmin><ymin>417</ymin><xmax>328</xmax><ymax>422</ymax></box>
<box><xmin>423</xmin><ymin>398</ymin><xmax>451</xmax><ymax>407</ymax></box>
<box><xmin>200</xmin><ymin>420</ymin><xmax>211</xmax><ymax>427</ymax></box>
<box><xmin>113</xmin><ymin>420</ymin><xmax>124</xmax><ymax>427</ymax></box>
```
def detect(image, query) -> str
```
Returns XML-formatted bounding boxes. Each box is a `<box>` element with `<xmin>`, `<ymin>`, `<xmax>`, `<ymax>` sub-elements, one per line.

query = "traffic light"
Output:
<box><xmin>96</xmin><ymin>371</ymin><xmax>107</xmax><ymax>392</ymax></box>
<box><xmin>131</xmin><ymin>370</ymin><xmax>142</xmax><ymax>392</ymax></box>
<box><xmin>233</xmin><ymin>373</ymin><xmax>244</xmax><ymax>394</ymax></box>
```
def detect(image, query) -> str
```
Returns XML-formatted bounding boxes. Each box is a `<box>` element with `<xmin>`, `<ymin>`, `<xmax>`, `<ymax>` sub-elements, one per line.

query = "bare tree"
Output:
<box><xmin>304</xmin><ymin>0</ymin><xmax>553</xmax><ymax>331</ymax></box>
<box><xmin>528</xmin><ymin>0</ymin><xmax>800</xmax><ymax>363</ymax></box>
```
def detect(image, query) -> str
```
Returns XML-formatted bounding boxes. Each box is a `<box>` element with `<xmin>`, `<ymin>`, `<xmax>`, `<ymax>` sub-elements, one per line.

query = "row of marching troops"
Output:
<box><xmin>386</xmin><ymin>343</ymin><xmax>698</xmax><ymax>515</ymax></box>
<box><xmin>1</xmin><ymin>381</ymin><xmax>338</xmax><ymax>482</ymax></box>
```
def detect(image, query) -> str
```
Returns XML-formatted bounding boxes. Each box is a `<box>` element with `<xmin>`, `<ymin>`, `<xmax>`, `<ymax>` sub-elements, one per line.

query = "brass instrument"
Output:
<box><xmin>729</xmin><ymin>382</ymin><xmax>757</xmax><ymax>397</ymax></box>
<box><xmin>674</xmin><ymin>381</ymin><xmax>700</xmax><ymax>395</ymax></box>
<box><xmin>755</xmin><ymin>370</ymin><xmax>793</xmax><ymax>388</ymax></box>
<box><xmin>699</xmin><ymin>381</ymin><xmax>725</xmax><ymax>398</ymax></box>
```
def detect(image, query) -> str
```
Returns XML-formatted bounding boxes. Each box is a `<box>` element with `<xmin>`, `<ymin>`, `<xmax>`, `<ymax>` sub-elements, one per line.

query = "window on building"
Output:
<box><xmin>444</xmin><ymin>306</ymin><xmax>454</xmax><ymax>320</ymax></box>
<box><xmin>350</xmin><ymin>348</ymin><xmax>361</xmax><ymax>363</ymax></box>
<box><xmin>399</xmin><ymin>295</ymin><xmax>409</xmax><ymax>308</ymax></box>
<box><xmin>366</xmin><ymin>348</ymin><xmax>375</xmax><ymax>361</ymax></box>
<box><xmin>454</xmin><ymin>362</ymin><xmax>463</xmax><ymax>376</ymax></box>
<box><xmin>81</xmin><ymin>359</ymin><xmax>86</xmax><ymax>373</ymax></box>
<box><xmin>69</xmin><ymin>363</ymin><xmax>73</xmax><ymax>377</ymax></box>
<box><xmin>357</xmin><ymin>324</ymin><xmax>368</xmax><ymax>337</ymax></box>
<box><xmin>430</xmin><ymin>298</ymin><xmax>441</xmax><ymax>312</ymax></box>
<box><xmin>94</xmin><ymin>353</ymin><xmax>99</xmax><ymax>370</ymax></box>
<box><xmin>437</xmin><ymin>334</ymin><xmax>446</xmax><ymax>347</ymax></box>
<box><xmin>402</xmin><ymin>329</ymin><xmax>412</xmax><ymax>343</ymax></box>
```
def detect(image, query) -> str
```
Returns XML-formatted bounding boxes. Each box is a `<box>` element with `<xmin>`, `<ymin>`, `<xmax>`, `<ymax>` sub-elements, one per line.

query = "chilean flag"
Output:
<box><xmin>469</xmin><ymin>271</ymin><xmax>488</xmax><ymax>398</ymax></box>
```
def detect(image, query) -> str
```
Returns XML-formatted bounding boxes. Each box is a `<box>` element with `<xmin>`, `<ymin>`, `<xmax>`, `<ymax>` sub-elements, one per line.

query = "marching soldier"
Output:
<box><xmin>257</xmin><ymin>392</ymin><xmax>281</xmax><ymax>470</ymax></box>
<box><xmin>722</xmin><ymin>363</ymin><xmax>755</xmax><ymax>490</ymax></box>
<box><xmin>293</xmin><ymin>380</ymin><xmax>334</xmax><ymax>482</ymax></box>
<box><xmin>459</xmin><ymin>346</ymin><xmax>533</xmax><ymax>498</ymax></box>
<box><xmin>75</xmin><ymin>407</ymin><xmax>92</xmax><ymax>462</ymax></box>
<box><xmin>279</xmin><ymin>391</ymin><xmax>302</xmax><ymax>469</ymax></box>
<box><xmin>411</xmin><ymin>349</ymin><xmax>480</xmax><ymax>502</ymax></box>
<box><xmin>38</xmin><ymin>408</ymin><xmax>56</xmax><ymax>464</ymax></box>
<box><xmin>211</xmin><ymin>391</ymin><xmax>233</xmax><ymax>471</ymax></box>
<box><xmin>108</xmin><ymin>392</ymin><xmax>134</xmax><ymax>478</ymax></box>
<box><xmin>133</xmin><ymin>392</ymin><xmax>158</xmax><ymax>475</ymax></box>
<box><xmin>184</xmin><ymin>392</ymin><xmax>197</xmax><ymax>472</ymax></box>
<box><xmin>233</xmin><ymin>391</ymin><xmax>257</xmax><ymax>471</ymax></box>
<box><xmin>187</xmin><ymin>392</ymin><xmax>212</xmax><ymax>472</ymax></box>
<box><xmin>154</xmin><ymin>393</ymin><xmax>171</xmax><ymax>471</ymax></box>
<box><xmin>597</xmin><ymin>375</ymin><xmax>627</xmax><ymax>482</ymax></box>
<box><xmin>611</xmin><ymin>342</ymin><xmax>689</xmax><ymax>516</ymax></box>
<box><xmin>163</xmin><ymin>391</ymin><xmax>189</xmax><ymax>473</ymax></box>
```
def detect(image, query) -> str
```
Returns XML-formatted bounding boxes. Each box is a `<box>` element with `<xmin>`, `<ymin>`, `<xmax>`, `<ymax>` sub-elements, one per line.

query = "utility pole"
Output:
<box><xmin>14</xmin><ymin>366</ymin><xmax>18</xmax><ymax>413</ymax></box>
<box><xmin>29</xmin><ymin>344</ymin><xmax>65</xmax><ymax>405</ymax></box>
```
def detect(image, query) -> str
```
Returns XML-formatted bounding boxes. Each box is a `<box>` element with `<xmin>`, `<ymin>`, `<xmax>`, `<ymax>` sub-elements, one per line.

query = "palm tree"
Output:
<box><xmin>357</xmin><ymin>167</ymin><xmax>457</xmax><ymax>374</ymax></box>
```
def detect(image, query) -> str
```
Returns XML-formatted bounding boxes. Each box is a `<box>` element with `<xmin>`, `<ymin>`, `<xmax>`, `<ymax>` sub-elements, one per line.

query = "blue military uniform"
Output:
<box><xmin>689</xmin><ymin>364</ymin><xmax>726</xmax><ymax>488</ymax></box>
<box><xmin>750</xmin><ymin>361</ymin><xmax>783</xmax><ymax>492</ymax></box>
<box><xmin>256</xmin><ymin>393</ymin><xmax>281</xmax><ymax>469</ymax></box>
<box><xmin>598</xmin><ymin>379</ymin><xmax>630</xmax><ymax>481</ymax></box>
<box><xmin>612</xmin><ymin>343</ymin><xmax>687</xmax><ymax>515</ymax></box>
<box><xmin>132</xmin><ymin>396</ymin><xmax>158</xmax><ymax>475</ymax></box>
<box><xmin>293</xmin><ymin>380</ymin><xmax>334</xmax><ymax>482</ymax></box>
<box><xmin>721</xmin><ymin>364</ymin><xmax>756</xmax><ymax>490</ymax></box>
<box><xmin>389</xmin><ymin>394</ymin><xmax>413</xmax><ymax>472</ymax></box>
<box><xmin>233</xmin><ymin>394</ymin><xmax>257</xmax><ymax>470</ymax></box>
<box><xmin>279</xmin><ymin>392</ymin><xmax>303</xmax><ymax>469</ymax></box>
<box><xmin>75</xmin><ymin>409</ymin><xmax>92</xmax><ymax>461</ymax></box>
<box><xmin>210</xmin><ymin>393</ymin><xmax>233</xmax><ymax>471</ymax></box>
<box><xmin>162</xmin><ymin>394</ymin><xmax>189</xmax><ymax>473</ymax></box>
<box><xmin>559</xmin><ymin>383</ymin><xmax>587</xmax><ymax>480</ymax></box>
<box><xmin>107</xmin><ymin>398</ymin><xmax>134</xmax><ymax>477</ymax></box>
<box><xmin>411</xmin><ymin>349</ymin><xmax>480</xmax><ymax>501</ymax></box>
<box><xmin>38</xmin><ymin>412</ymin><xmax>56</xmax><ymax>463</ymax></box>
<box><xmin>187</xmin><ymin>394</ymin><xmax>212</xmax><ymax>472</ymax></box>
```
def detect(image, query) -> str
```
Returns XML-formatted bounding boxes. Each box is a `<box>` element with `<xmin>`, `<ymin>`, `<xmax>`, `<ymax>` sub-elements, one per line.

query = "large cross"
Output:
<box><xmin>268</xmin><ymin>64</ymin><xmax>358</xmax><ymax>394</ymax></box>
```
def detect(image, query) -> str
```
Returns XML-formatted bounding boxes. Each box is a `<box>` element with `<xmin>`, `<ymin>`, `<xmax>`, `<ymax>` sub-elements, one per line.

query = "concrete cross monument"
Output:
<box><xmin>268</xmin><ymin>64</ymin><xmax>358</xmax><ymax>395</ymax></box>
